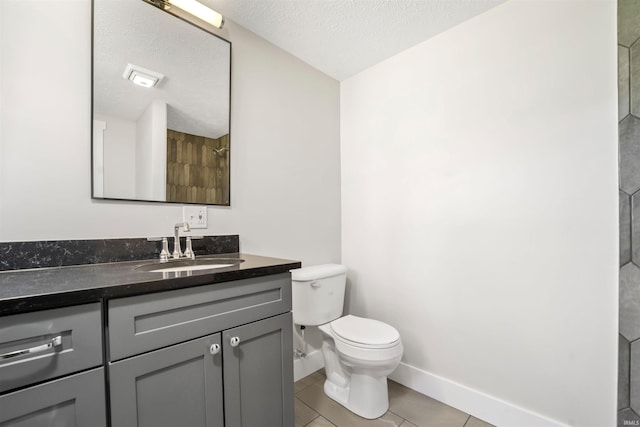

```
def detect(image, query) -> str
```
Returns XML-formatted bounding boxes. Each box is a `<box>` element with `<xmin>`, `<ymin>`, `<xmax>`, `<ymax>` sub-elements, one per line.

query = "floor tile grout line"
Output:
<box><xmin>300</xmin><ymin>398</ymin><xmax>321</xmax><ymax>410</ymax></box>
<box><xmin>386</xmin><ymin>410</ymin><xmax>407</xmax><ymax>427</ymax></box>
<box><xmin>303</xmin><ymin>413</ymin><xmax>321</xmax><ymax>427</ymax></box>
<box><xmin>295</xmin><ymin>383</ymin><xmax>313</xmax><ymax>394</ymax></box>
<box><xmin>295</xmin><ymin>373</ymin><xmax>326</xmax><ymax>396</ymax></box>
<box><xmin>295</xmin><ymin>380</ymin><xmax>322</xmax><ymax>395</ymax></box>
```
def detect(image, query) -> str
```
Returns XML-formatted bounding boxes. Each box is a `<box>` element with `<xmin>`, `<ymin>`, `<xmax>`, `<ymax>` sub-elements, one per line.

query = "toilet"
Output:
<box><xmin>291</xmin><ymin>264</ymin><xmax>403</xmax><ymax>419</ymax></box>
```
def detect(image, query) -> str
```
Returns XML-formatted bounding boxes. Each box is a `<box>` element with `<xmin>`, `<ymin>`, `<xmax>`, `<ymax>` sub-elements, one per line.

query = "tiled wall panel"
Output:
<box><xmin>619</xmin><ymin>1</ymin><xmax>640</xmax><ymax>424</ymax></box>
<box><xmin>166</xmin><ymin>129</ymin><xmax>230</xmax><ymax>205</ymax></box>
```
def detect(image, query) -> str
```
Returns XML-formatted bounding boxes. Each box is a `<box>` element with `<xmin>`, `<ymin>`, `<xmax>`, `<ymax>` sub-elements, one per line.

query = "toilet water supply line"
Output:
<box><xmin>295</xmin><ymin>325</ymin><xmax>307</xmax><ymax>359</ymax></box>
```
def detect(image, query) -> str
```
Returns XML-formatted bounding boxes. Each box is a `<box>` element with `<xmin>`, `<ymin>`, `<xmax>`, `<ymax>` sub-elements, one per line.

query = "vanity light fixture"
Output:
<box><xmin>169</xmin><ymin>0</ymin><xmax>224</xmax><ymax>28</ymax></box>
<box><xmin>145</xmin><ymin>0</ymin><xmax>225</xmax><ymax>29</ymax></box>
<box><xmin>122</xmin><ymin>63</ymin><xmax>164</xmax><ymax>88</ymax></box>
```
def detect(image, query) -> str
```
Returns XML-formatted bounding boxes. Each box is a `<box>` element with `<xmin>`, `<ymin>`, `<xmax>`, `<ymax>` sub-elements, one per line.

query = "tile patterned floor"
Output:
<box><xmin>294</xmin><ymin>371</ymin><xmax>495</xmax><ymax>427</ymax></box>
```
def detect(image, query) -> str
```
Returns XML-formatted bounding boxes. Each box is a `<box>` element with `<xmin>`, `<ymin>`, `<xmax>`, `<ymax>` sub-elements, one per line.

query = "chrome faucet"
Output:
<box><xmin>173</xmin><ymin>222</ymin><xmax>191</xmax><ymax>258</ymax></box>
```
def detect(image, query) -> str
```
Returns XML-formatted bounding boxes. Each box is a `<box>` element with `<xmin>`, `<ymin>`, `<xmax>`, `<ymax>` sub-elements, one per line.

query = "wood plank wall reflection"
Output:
<box><xmin>166</xmin><ymin>129</ymin><xmax>230</xmax><ymax>205</ymax></box>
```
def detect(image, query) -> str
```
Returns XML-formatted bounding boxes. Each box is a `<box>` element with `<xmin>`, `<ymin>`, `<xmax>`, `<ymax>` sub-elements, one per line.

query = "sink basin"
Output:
<box><xmin>136</xmin><ymin>258</ymin><xmax>244</xmax><ymax>273</ymax></box>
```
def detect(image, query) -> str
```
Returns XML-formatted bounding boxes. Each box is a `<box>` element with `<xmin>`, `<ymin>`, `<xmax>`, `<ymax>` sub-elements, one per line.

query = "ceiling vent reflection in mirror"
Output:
<box><xmin>143</xmin><ymin>0</ymin><xmax>225</xmax><ymax>29</ymax></box>
<box><xmin>122</xmin><ymin>63</ymin><xmax>165</xmax><ymax>88</ymax></box>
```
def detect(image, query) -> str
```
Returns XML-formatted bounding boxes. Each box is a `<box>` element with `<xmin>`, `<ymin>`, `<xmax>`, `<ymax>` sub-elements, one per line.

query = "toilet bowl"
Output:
<box><xmin>290</xmin><ymin>262</ymin><xmax>403</xmax><ymax>420</ymax></box>
<box><xmin>318</xmin><ymin>315</ymin><xmax>403</xmax><ymax>419</ymax></box>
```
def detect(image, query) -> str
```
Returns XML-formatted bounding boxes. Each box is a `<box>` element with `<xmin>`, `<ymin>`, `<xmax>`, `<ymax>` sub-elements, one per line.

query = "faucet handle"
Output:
<box><xmin>159</xmin><ymin>237</ymin><xmax>170</xmax><ymax>262</ymax></box>
<box><xmin>183</xmin><ymin>237</ymin><xmax>195</xmax><ymax>259</ymax></box>
<box><xmin>148</xmin><ymin>237</ymin><xmax>170</xmax><ymax>262</ymax></box>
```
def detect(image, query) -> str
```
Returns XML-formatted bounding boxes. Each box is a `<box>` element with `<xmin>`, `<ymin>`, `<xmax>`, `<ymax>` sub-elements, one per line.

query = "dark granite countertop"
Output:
<box><xmin>0</xmin><ymin>253</ymin><xmax>301</xmax><ymax>316</ymax></box>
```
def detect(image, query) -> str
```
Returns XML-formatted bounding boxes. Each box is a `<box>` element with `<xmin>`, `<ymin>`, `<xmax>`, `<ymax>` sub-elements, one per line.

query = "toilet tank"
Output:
<box><xmin>290</xmin><ymin>264</ymin><xmax>348</xmax><ymax>326</ymax></box>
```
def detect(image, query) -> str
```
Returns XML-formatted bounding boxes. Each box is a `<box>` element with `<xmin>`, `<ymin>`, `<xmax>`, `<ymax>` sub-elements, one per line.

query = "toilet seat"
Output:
<box><xmin>330</xmin><ymin>315</ymin><xmax>400</xmax><ymax>349</ymax></box>
<box><xmin>319</xmin><ymin>315</ymin><xmax>403</xmax><ymax>362</ymax></box>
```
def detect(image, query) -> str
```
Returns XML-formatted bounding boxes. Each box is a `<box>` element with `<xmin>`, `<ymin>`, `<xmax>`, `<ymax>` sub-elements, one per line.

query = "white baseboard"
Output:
<box><xmin>388</xmin><ymin>362</ymin><xmax>567</xmax><ymax>427</ymax></box>
<box><xmin>293</xmin><ymin>349</ymin><xmax>324</xmax><ymax>382</ymax></box>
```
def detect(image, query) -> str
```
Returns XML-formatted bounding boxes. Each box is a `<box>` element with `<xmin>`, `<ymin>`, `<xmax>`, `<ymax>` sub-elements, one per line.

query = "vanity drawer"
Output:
<box><xmin>108</xmin><ymin>273</ymin><xmax>291</xmax><ymax>361</ymax></box>
<box><xmin>0</xmin><ymin>303</ymin><xmax>103</xmax><ymax>393</ymax></box>
<box><xmin>0</xmin><ymin>367</ymin><xmax>106</xmax><ymax>426</ymax></box>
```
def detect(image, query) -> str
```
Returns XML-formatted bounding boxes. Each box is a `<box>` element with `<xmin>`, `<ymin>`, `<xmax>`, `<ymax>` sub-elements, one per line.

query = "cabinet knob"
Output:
<box><xmin>209</xmin><ymin>343</ymin><xmax>221</xmax><ymax>355</ymax></box>
<box><xmin>230</xmin><ymin>336</ymin><xmax>241</xmax><ymax>347</ymax></box>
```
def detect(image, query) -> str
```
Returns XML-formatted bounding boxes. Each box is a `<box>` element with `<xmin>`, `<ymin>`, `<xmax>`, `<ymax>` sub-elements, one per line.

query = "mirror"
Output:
<box><xmin>92</xmin><ymin>0</ymin><xmax>231</xmax><ymax>205</ymax></box>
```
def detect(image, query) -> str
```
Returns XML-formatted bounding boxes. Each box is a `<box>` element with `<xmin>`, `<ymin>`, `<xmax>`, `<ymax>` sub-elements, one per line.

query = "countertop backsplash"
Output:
<box><xmin>0</xmin><ymin>235</ymin><xmax>240</xmax><ymax>271</ymax></box>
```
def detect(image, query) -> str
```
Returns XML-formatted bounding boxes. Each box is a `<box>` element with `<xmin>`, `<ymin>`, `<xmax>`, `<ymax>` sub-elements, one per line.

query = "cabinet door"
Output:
<box><xmin>109</xmin><ymin>333</ymin><xmax>223</xmax><ymax>427</ymax></box>
<box><xmin>0</xmin><ymin>367</ymin><xmax>106</xmax><ymax>427</ymax></box>
<box><xmin>223</xmin><ymin>312</ymin><xmax>294</xmax><ymax>427</ymax></box>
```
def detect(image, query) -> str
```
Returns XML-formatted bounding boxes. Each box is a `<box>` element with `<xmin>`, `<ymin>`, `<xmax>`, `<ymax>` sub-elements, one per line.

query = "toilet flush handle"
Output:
<box><xmin>310</xmin><ymin>281</ymin><xmax>321</xmax><ymax>288</ymax></box>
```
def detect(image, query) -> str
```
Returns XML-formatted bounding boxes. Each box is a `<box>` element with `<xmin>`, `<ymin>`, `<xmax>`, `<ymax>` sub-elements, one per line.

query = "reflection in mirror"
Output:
<box><xmin>92</xmin><ymin>0</ymin><xmax>231</xmax><ymax>205</ymax></box>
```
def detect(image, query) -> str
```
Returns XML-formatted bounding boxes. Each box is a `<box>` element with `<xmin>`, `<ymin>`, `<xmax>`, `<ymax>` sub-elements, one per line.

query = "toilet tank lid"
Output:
<box><xmin>290</xmin><ymin>264</ymin><xmax>347</xmax><ymax>281</ymax></box>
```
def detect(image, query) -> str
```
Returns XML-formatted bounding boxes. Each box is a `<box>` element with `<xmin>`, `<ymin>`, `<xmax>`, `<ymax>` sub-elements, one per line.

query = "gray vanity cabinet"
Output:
<box><xmin>107</xmin><ymin>273</ymin><xmax>295</xmax><ymax>427</ymax></box>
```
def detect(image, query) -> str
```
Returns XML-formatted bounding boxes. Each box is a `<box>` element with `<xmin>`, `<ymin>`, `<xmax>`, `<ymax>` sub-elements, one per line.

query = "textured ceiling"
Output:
<box><xmin>93</xmin><ymin>0</ymin><xmax>506</xmax><ymax>133</ymax></box>
<box><xmin>207</xmin><ymin>0</ymin><xmax>506</xmax><ymax>81</ymax></box>
<box><xmin>94</xmin><ymin>0</ymin><xmax>230</xmax><ymax>138</ymax></box>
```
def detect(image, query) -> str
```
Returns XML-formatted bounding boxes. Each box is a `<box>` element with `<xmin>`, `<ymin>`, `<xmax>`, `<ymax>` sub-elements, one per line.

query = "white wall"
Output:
<box><xmin>341</xmin><ymin>1</ymin><xmax>618</xmax><ymax>426</ymax></box>
<box><xmin>94</xmin><ymin>114</ymin><xmax>136</xmax><ymax>199</ymax></box>
<box><xmin>135</xmin><ymin>99</ymin><xmax>167</xmax><ymax>201</ymax></box>
<box><xmin>0</xmin><ymin>0</ymin><xmax>341</xmax><ymax>267</ymax></box>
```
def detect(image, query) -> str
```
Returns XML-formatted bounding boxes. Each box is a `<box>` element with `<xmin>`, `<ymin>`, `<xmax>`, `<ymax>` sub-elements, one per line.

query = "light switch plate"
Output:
<box><xmin>183</xmin><ymin>206</ymin><xmax>207</xmax><ymax>229</ymax></box>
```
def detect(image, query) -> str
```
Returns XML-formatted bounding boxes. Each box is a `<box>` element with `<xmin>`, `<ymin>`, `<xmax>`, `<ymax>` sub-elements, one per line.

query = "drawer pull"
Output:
<box><xmin>230</xmin><ymin>336</ymin><xmax>240</xmax><ymax>347</ymax></box>
<box><xmin>1</xmin><ymin>335</ymin><xmax>62</xmax><ymax>360</ymax></box>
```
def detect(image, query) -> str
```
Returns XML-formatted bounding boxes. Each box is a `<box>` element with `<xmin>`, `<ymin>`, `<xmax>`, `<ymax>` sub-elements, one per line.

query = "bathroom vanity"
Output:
<box><xmin>0</xmin><ymin>250</ymin><xmax>299</xmax><ymax>427</ymax></box>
